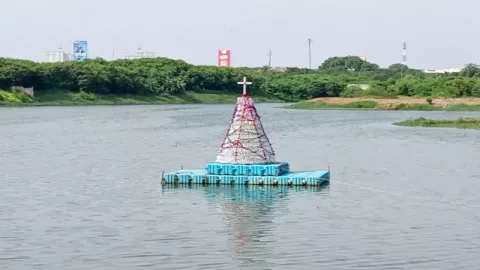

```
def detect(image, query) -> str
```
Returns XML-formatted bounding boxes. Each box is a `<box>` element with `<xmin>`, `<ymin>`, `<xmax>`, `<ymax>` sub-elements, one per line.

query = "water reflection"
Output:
<box><xmin>161</xmin><ymin>184</ymin><xmax>329</xmax><ymax>268</ymax></box>
<box><xmin>161</xmin><ymin>184</ymin><xmax>330</xmax><ymax>202</ymax></box>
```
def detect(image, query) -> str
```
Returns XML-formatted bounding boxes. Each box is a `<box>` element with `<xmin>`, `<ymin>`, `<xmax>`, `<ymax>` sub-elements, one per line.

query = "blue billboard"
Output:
<box><xmin>73</xmin><ymin>40</ymin><xmax>88</xmax><ymax>61</ymax></box>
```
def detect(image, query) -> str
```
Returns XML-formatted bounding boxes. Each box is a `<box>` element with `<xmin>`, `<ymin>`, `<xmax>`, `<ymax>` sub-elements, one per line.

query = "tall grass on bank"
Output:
<box><xmin>285</xmin><ymin>100</ymin><xmax>480</xmax><ymax>111</ymax></box>
<box><xmin>285</xmin><ymin>100</ymin><xmax>379</xmax><ymax>110</ymax></box>
<box><xmin>394</xmin><ymin>117</ymin><xmax>480</xmax><ymax>129</ymax></box>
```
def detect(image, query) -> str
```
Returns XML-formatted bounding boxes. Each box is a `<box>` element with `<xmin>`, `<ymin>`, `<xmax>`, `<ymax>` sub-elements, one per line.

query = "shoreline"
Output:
<box><xmin>284</xmin><ymin>97</ymin><xmax>480</xmax><ymax>111</ymax></box>
<box><xmin>0</xmin><ymin>90</ymin><xmax>286</xmax><ymax>107</ymax></box>
<box><xmin>3</xmin><ymin>91</ymin><xmax>480</xmax><ymax>112</ymax></box>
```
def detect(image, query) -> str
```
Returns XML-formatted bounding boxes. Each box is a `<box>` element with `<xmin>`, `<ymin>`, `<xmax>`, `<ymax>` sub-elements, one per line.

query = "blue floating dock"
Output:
<box><xmin>205</xmin><ymin>162</ymin><xmax>290</xmax><ymax>176</ymax></box>
<box><xmin>162</xmin><ymin>165</ymin><xmax>330</xmax><ymax>186</ymax></box>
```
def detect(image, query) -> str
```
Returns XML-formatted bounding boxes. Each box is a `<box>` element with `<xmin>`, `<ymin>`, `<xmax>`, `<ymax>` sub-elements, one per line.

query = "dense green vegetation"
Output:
<box><xmin>394</xmin><ymin>117</ymin><xmax>480</xmax><ymax>129</ymax></box>
<box><xmin>2</xmin><ymin>56</ymin><xmax>480</xmax><ymax>105</ymax></box>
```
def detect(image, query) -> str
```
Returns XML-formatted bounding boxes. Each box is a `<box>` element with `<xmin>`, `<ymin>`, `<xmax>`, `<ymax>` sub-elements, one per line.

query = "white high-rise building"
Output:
<box><xmin>124</xmin><ymin>46</ymin><xmax>155</xmax><ymax>60</ymax></box>
<box><xmin>45</xmin><ymin>46</ymin><xmax>72</xmax><ymax>63</ymax></box>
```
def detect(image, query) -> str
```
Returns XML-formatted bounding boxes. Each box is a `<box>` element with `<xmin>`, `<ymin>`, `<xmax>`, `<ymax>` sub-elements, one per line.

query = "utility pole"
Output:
<box><xmin>401</xmin><ymin>41</ymin><xmax>407</xmax><ymax>77</ymax></box>
<box><xmin>307</xmin><ymin>38</ymin><xmax>312</xmax><ymax>69</ymax></box>
<box><xmin>265</xmin><ymin>49</ymin><xmax>272</xmax><ymax>94</ymax></box>
<box><xmin>267</xmin><ymin>49</ymin><xmax>272</xmax><ymax>69</ymax></box>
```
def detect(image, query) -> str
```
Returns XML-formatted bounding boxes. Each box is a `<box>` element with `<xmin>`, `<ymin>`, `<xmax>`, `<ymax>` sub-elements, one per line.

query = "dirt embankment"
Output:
<box><xmin>309</xmin><ymin>97</ymin><xmax>480</xmax><ymax>108</ymax></box>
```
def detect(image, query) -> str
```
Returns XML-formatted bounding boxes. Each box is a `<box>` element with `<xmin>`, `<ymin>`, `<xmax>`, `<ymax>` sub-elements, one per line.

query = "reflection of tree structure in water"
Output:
<box><xmin>204</xmin><ymin>185</ymin><xmax>329</xmax><ymax>268</ymax></box>
<box><xmin>204</xmin><ymin>186</ymin><xmax>284</xmax><ymax>267</ymax></box>
<box><xmin>161</xmin><ymin>184</ymin><xmax>329</xmax><ymax>268</ymax></box>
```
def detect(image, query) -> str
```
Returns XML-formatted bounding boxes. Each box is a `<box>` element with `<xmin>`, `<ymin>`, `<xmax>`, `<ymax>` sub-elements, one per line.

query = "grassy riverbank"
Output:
<box><xmin>394</xmin><ymin>117</ymin><xmax>480</xmax><ymax>129</ymax></box>
<box><xmin>0</xmin><ymin>90</ymin><xmax>284</xmax><ymax>106</ymax></box>
<box><xmin>285</xmin><ymin>97</ymin><xmax>480</xmax><ymax>111</ymax></box>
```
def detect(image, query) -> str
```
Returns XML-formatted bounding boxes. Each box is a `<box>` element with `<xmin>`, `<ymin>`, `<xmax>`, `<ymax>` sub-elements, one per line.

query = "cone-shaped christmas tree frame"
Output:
<box><xmin>161</xmin><ymin>76</ymin><xmax>330</xmax><ymax>186</ymax></box>
<box><xmin>215</xmin><ymin>77</ymin><xmax>276</xmax><ymax>164</ymax></box>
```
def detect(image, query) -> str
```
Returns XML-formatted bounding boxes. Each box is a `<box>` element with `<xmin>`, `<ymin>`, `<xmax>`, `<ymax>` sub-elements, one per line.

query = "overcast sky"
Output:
<box><xmin>1</xmin><ymin>0</ymin><xmax>478</xmax><ymax>69</ymax></box>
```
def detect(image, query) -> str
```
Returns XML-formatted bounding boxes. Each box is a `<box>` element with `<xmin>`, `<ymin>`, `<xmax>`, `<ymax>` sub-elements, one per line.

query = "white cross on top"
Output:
<box><xmin>237</xmin><ymin>76</ymin><xmax>252</xmax><ymax>96</ymax></box>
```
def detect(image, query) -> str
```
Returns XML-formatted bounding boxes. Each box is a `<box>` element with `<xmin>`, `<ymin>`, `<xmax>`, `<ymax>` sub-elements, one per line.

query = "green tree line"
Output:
<box><xmin>1</xmin><ymin>56</ymin><xmax>480</xmax><ymax>101</ymax></box>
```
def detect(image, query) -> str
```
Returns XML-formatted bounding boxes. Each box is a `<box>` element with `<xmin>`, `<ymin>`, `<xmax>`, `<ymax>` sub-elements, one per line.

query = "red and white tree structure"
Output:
<box><xmin>215</xmin><ymin>77</ymin><xmax>276</xmax><ymax>164</ymax></box>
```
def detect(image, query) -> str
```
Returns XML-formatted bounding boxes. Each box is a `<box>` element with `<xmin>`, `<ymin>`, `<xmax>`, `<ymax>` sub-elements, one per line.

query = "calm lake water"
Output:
<box><xmin>1</xmin><ymin>103</ymin><xmax>480</xmax><ymax>270</ymax></box>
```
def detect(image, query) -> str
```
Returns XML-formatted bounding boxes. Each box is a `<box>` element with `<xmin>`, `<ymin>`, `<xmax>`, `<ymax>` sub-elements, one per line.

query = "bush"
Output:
<box><xmin>0</xmin><ymin>90</ymin><xmax>33</xmax><ymax>103</ymax></box>
<box><xmin>340</xmin><ymin>86</ymin><xmax>363</xmax><ymax>97</ymax></box>
<box><xmin>340</xmin><ymin>86</ymin><xmax>396</xmax><ymax>99</ymax></box>
<box><xmin>15</xmin><ymin>91</ymin><xmax>34</xmax><ymax>103</ymax></box>
<box><xmin>72</xmin><ymin>90</ymin><xmax>99</xmax><ymax>102</ymax></box>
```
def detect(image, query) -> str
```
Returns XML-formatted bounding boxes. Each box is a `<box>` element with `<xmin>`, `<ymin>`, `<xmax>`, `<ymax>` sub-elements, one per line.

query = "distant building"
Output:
<box><xmin>11</xmin><ymin>86</ymin><xmax>34</xmax><ymax>97</ymax></box>
<box><xmin>45</xmin><ymin>46</ymin><xmax>72</xmax><ymax>63</ymax></box>
<box><xmin>124</xmin><ymin>46</ymin><xmax>155</xmax><ymax>60</ymax></box>
<box><xmin>270</xmin><ymin>66</ymin><xmax>288</xmax><ymax>72</ymax></box>
<box><xmin>423</xmin><ymin>67</ymin><xmax>463</xmax><ymax>74</ymax></box>
<box><xmin>347</xmin><ymin>84</ymin><xmax>370</xmax><ymax>90</ymax></box>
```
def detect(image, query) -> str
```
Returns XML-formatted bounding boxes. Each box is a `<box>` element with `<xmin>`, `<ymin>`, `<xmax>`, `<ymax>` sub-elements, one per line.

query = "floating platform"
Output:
<box><xmin>205</xmin><ymin>162</ymin><xmax>290</xmax><ymax>176</ymax></box>
<box><xmin>162</xmin><ymin>168</ymin><xmax>330</xmax><ymax>186</ymax></box>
